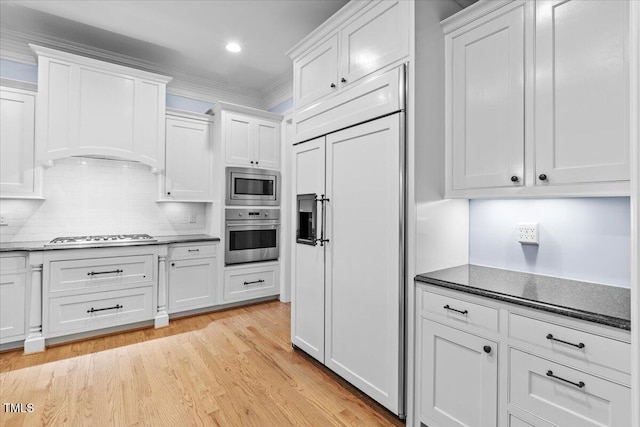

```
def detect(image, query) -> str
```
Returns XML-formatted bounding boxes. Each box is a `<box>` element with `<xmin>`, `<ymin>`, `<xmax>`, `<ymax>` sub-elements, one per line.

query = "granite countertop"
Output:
<box><xmin>415</xmin><ymin>264</ymin><xmax>631</xmax><ymax>331</ymax></box>
<box><xmin>0</xmin><ymin>234</ymin><xmax>220</xmax><ymax>252</ymax></box>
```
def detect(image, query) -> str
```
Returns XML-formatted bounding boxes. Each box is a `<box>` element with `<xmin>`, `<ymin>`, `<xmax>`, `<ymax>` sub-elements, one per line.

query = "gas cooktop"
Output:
<box><xmin>45</xmin><ymin>234</ymin><xmax>157</xmax><ymax>247</ymax></box>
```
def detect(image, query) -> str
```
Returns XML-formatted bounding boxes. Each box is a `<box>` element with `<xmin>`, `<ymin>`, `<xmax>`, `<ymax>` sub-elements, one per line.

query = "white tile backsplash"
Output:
<box><xmin>0</xmin><ymin>157</ymin><xmax>207</xmax><ymax>242</ymax></box>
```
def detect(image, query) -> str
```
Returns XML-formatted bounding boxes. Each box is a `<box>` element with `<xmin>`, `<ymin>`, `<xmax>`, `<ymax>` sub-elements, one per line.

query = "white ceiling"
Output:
<box><xmin>0</xmin><ymin>0</ymin><xmax>349</xmax><ymax>101</ymax></box>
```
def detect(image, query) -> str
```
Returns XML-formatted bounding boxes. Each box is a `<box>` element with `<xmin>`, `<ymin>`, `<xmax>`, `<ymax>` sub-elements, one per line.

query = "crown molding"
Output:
<box><xmin>441</xmin><ymin>0</ymin><xmax>515</xmax><ymax>34</ymax></box>
<box><xmin>0</xmin><ymin>27</ymin><xmax>265</xmax><ymax>108</ymax></box>
<box><xmin>261</xmin><ymin>68</ymin><xmax>293</xmax><ymax>111</ymax></box>
<box><xmin>215</xmin><ymin>101</ymin><xmax>283</xmax><ymax>122</ymax></box>
<box><xmin>286</xmin><ymin>0</ymin><xmax>370</xmax><ymax>60</ymax></box>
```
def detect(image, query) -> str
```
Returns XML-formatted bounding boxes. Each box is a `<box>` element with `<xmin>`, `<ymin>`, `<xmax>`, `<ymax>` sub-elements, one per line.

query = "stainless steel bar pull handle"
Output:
<box><xmin>546</xmin><ymin>370</ymin><xmax>585</xmax><ymax>388</ymax></box>
<box><xmin>546</xmin><ymin>334</ymin><xmax>585</xmax><ymax>349</ymax></box>
<box><xmin>87</xmin><ymin>304</ymin><xmax>123</xmax><ymax>313</ymax></box>
<box><xmin>244</xmin><ymin>279</ymin><xmax>265</xmax><ymax>286</ymax></box>
<box><xmin>443</xmin><ymin>304</ymin><xmax>468</xmax><ymax>315</ymax></box>
<box><xmin>317</xmin><ymin>195</ymin><xmax>330</xmax><ymax>247</ymax></box>
<box><xmin>188</xmin><ymin>249</ymin><xmax>200</xmax><ymax>253</ymax></box>
<box><xmin>88</xmin><ymin>269</ymin><xmax>123</xmax><ymax>276</ymax></box>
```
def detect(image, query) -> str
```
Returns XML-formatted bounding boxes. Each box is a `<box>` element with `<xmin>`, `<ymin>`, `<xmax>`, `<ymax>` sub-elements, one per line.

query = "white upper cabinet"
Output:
<box><xmin>339</xmin><ymin>0</ymin><xmax>410</xmax><ymax>87</ymax></box>
<box><xmin>162</xmin><ymin>112</ymin><xmax>212</xmax><ymax>202</ymax></box>
<box><xmin>534</xmin><ymin>0</ymin><xmax>630</xmax><ymax>187</ymax></box>
<box><xmin>443</xmin><ymin>0</ymin><xmax>632</xmax><ymax>198</ymax></box>
<box><xmin>31</xmin><ymin>45</ymin><xmax>172</xmax><ymax>172</ymax></box>
<box><xmin>222</xmin><ymin>108</ymin><xmax>281</xmax><ymax>170</ymax></box>
<box><xmin>290</xmin><ymin>0</ymin><xmax>410</xmax><ymax>111</ymax></box>
<box><xmin>294</xmin><ymin>34</ymin><xmax>339</xmax><ymax>108</ymax></box>
<box><xmin>0</xmin><ymin>86</ymin><xmax>42</xmax><ymax>198</ymax></box>
<box><xmin>450</xmin><ymin>5</ymin><xmax>525</xmax><ymax>191</ymax></box>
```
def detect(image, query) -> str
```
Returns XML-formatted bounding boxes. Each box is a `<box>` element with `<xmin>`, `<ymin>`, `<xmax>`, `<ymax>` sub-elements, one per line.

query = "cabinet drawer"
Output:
<box><xmin>49</xmin><ymin>255</ymin><xmax>154</xmax><ymax>293</ymax></box>
<box><xmin>48</xmin><ymin>287</ymin><xmax>153</xmax><ymax>335</ymax></box>
<box><xmin>224</xmin><ymin>265</ymin><xmax>278</xmax><ymax>302</ymax></box>
<box><xmin>420</xmin><ymin>289</ymin><xmax>499</xmax><ymax>332</ymax></box>
<box><xmin>510</xmin><ymin>349</ymin><xmax>630</xmax><ymax>427</ymax></box>
<box><xmin>509</xmin><ymin>313</ymin><xmax>630</xmax><ymax>376</ymax></box>
<box><xmin>0</xmin><ymin>256</ymin><xmax>26</xmax><ymax>272</ymax></box>
<box><xmin>169</xmin><ymin>243</ymin><xmax>216</xmax><ymax>259</ymax></box>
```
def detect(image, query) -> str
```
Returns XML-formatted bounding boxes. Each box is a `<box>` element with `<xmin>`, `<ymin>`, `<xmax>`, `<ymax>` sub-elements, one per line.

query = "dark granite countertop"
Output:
<box><xmin>415</xmin><ymin>264</ymin><xmax>631</xmax><ymax>331</ymax></box>
<box><xmin>0</xmin><ymin>234</ymin><xmax>220</xmax><ymax>252</ymax></box>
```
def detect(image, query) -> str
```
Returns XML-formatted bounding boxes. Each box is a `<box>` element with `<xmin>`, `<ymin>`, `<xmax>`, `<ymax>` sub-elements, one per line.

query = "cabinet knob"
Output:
<box><xmin>250</xmin><ymin>161</ymin><xmax>254</xmax><ymax>164</ymax></box>
<box><xmin>171</xmin><ymin>263</ymin><xmax>175</xmax><ymax>267</ymax></box>
<box><xmin>510</xmin><ymin>176</ymin><xmax>519</xmax><ymax>182</ymax></box>
<box><xmin>538</xmin><ymin>174</ymin><xmax>548</xmax><ymax>181</ymax></box>
<box><xmin>330</xmin><ymin>83</ymin><xmax>336</xmax><ymax>88</ymax></box>
<box><xmin>167</xmin><ymin>191</ymin><xmax>171</xmax><ymax>196</ymax></box>
<box><xmin>483</xmin><ymin>345</ymin><xmax>491</xmax><ymax>354</ymax></box>
<box><xmin>255</xmin><ymin>161</ymin><xmax>259</xmax><ymax>165</ymax></box>
<box><xmin>341</xmin><ymin>77</ymin><xmax>347</xmax><ymax>83</ymax></box>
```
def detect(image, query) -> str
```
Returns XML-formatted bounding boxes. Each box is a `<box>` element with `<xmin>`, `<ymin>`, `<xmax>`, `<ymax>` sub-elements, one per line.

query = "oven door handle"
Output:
<box><xmin>226</xmin><ymin>222</ymin><xmax>280</xmax><ymax>227</ymax></box>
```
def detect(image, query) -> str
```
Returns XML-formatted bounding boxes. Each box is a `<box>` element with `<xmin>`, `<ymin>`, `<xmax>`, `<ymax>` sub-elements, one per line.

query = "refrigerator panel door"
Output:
<box><xmin>324</xmin><ymin>114</ymin><xmax>401</xmax><ymax>414</ymax></box>
<box><xmin>291</xmin><ymin>136</ymin><xmax>326</xmax><ymax>362</ymax></box>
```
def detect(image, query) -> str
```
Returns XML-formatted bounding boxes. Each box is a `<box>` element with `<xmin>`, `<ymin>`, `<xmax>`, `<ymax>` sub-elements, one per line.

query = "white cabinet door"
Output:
<box><xmin>223</xmin><ymin>264</ymin><xmax>279</xmax><ymax>302</ymax></box>
<box><xmin>291</xmin><ymin>136</ymin><xmax>326</xmax><ymax>363</ymax></box>
<box><xmin>0</xmin><ymin>88</ymin><xmax>38</xmax><ymax>197</ymax></box>
<box><xmin>254</xmin><ymin>119</ymin><xmax>280</xmax><ymax>169</ymax></box>
<box><xmin>225</xmin><ymin>112</ymin><xmax>281</xmax><ymax>169</ymax></box>
<box><xmin>339</xmin><ymin>0</ymin><xmax>410</xmax><ymax>88</ymax></box>
<box><xmin>294</xmin><ymin>34</ymin><xmax>339</xmax><ymax>109</ymax></box>
<box><xmin>535</xmin><ymin>0</ymin><xmax>630</xmax><ymax>186</ymax></box>
<box><xmin>0</xmin><ymin>273</ymin><xmax>26</xmax><ymax>343</ymax></box>
<box><xmin>164</xmin><ymin>116</ymin><xmax>211</xmax><ymax>201</ymax></box>
<box><xmin>168</xmin><ymin>257</ymin><xmax>217</xmax><ymax>313</ymax></box>
<box><xmin>324</xmin><ymin>114</ymin><xmax>401</xmax><ymax>414</ymax></box>
<box><xmin>225</xmin><ymin>113</ymin><xmax>253</xmax><ymax>167</ymax></box>
<box><xmin>419</xmin><ymin>318</ymin><xmax>498</xmax><ymax>427</ymax></box>
<box><xmin>450</xmin><ymin>5</ymin><xmax>525</xmax><ymax>190</ymax></box>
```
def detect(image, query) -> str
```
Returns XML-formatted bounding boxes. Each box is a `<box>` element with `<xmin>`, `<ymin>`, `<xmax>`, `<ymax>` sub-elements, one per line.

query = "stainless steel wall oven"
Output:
<box><xmin>225</xmin><ymin>208</ymin><xmax>280</xmax><ymax>265</ymax></box>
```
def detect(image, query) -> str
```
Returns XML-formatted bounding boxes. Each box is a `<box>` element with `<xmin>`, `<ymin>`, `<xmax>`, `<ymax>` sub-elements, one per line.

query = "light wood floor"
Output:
<box><xmin>0</xmin><ymin>301</ymin><xmax>404</xmax><ymax>426</ymax></box>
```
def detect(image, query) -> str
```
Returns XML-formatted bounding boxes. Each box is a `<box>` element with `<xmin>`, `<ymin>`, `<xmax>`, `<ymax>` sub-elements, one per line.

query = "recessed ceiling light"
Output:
<box><xmin>226</xmin><ymin>42</ymin><xmax>241</xmax><ymax>53</ymax></box>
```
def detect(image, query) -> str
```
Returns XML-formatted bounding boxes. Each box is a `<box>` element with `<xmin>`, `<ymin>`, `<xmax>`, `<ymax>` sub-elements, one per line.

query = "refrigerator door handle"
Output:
<box><xmin>317</xmin><ymin>195</ymin><xmax>330</xmax><ymax>246</ymax></box>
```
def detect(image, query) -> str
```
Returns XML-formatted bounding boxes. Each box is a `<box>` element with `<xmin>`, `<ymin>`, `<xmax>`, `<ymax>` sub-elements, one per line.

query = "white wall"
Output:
<box><xmin>469</xmin><ymin>198</ymin><xmax>631</xmax><ymax>287</ymax></box>
<box><xmin>413</xmin><ymin>0</ymin><xmax>468</xmax><ymax>276</ymax></box>
<box><xmin>0</xmin><ymin>157</ymin><xmax>207</xmax><ymax>242</ymax></box>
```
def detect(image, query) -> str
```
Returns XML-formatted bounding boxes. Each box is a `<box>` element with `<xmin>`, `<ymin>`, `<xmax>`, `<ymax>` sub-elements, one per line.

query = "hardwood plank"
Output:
<box><xmin>0</xmin><ymin>301</ymin><xmax>404</xmax><ymax>426</ymax></box>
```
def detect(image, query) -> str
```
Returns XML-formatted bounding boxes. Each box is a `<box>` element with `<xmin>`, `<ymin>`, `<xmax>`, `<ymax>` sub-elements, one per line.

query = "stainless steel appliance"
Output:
<box><xmin>225</xmin><ymin>208</ymin><xmax>279</xmax><ymax>265</ymax></box>
<box><xmin>226</xmin><ymin>167</ymin><xmax>280</xmax><ymax>206</ymax></box>
<box><xmin>45</xmin><ymin>234</ymin><xmax>157</xmax><ymax>247</ymax></box>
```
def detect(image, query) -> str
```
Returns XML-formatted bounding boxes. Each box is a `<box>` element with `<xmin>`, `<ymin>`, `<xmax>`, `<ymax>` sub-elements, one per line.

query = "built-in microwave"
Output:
<box><xmin>226</xmin><ymin>167</ymin><xmax>280</xmax><ymax>206</ymax></box>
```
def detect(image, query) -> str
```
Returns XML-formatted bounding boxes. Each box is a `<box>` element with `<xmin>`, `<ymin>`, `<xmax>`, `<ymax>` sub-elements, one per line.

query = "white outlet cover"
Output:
<box><xmin>517</xmin><ymin>222</ymin><xmax>539</xmax><ymax>245</ymax></box>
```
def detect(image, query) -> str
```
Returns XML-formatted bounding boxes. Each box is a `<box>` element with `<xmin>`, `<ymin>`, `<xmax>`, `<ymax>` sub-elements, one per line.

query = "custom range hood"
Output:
<box><xmin>31</xmin><ymin>45</ymin><xmax>172</xmax><ymax>173</ymax></box>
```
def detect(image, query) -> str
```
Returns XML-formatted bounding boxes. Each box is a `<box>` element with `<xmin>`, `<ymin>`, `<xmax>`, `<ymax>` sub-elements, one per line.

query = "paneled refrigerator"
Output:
<box><xmin>291</xmin><ymin>77</ymin><xmax>405</xmax><ymax>417</ymax></box>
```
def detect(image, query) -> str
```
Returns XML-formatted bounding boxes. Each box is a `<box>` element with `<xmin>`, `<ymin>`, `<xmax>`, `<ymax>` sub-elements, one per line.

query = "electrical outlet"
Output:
<box><xmin>517</xmin><ymin>222</ymin><xmax>539</xmax><ymax>245</ymax></box>
<box><xmin>188</xmin><ymin>212</ymin><xmax>197</xmax><ymax>224</ymax></box>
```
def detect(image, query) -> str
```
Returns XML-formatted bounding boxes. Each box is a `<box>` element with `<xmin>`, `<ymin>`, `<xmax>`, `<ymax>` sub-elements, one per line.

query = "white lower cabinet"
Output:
<box><xmin>418</xmin><ymin>318</ymin><xmax>498</xmax><ymax>426</ymax></box>
<box><xmin>167</xmin><ymin>243</ymin><xmax>218</xmax><ymax>313</ymax></box>
<box><xmin>223</xmin><ymin>263</ymin><xmax>279</xmax><ymax>303</ymax></box>
<box><xmin>510</xmin><ymin>349</ymin><xmax>631</xmax><ymax>427</ymax></box>
<box><xmin>48</xmin><ymin>287</ymin><xmax>153</xmax><ymax>335</ymax></box>
<box><xmin>0</xmin><ymin>254</ymin><xmax>27</xmax><ymax>344</ymax></box>
<box><xmin>43</xmin><ymin>247</ymin><xmax>158</xmax><ymax>339</ymax></box>
<box><xmin>414</xmin><ymin>285</ymin><xmax>631</xmax><ymax>427</ymax></box>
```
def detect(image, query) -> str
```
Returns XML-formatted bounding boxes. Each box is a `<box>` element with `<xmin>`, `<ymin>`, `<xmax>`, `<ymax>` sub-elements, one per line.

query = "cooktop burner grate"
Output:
<box><xmin>46</xmin><ymin>234</ymin><xmax>157</xmax><ymax>247</ymax></box>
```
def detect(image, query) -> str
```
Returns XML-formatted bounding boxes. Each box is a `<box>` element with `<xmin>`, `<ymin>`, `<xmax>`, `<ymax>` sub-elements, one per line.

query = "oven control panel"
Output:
<box><xmin>225</xmin><ymin>208</ymin><xmax>280</xmax><ymax>221</ymax></box>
